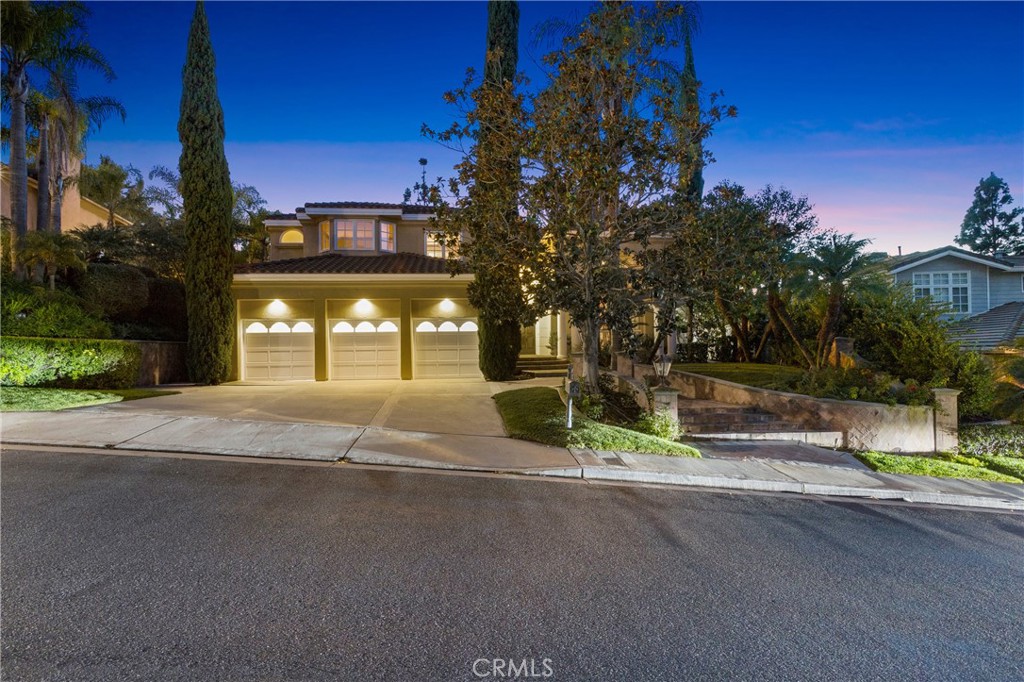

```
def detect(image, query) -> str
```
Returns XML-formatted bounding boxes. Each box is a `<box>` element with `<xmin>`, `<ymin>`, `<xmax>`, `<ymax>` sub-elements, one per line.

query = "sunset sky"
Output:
<box><xmin>32</xmin><ymin>2</ymin><xmax>1024</xmax><ymax>255</ymax></box>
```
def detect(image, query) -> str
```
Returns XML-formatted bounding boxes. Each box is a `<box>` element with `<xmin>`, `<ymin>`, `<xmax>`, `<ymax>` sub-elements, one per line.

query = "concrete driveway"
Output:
<box><xmin>96</xmin><ymin>378</ymin><xmax>559</xmax><ymax>437</ymax></box>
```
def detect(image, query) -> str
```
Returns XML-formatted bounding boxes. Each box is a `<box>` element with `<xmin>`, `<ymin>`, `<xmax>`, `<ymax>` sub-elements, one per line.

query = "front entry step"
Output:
<box><xmin>517</xmin><ymin>355</ymin><xmax>569</xmax><ymax>378</ymax></box>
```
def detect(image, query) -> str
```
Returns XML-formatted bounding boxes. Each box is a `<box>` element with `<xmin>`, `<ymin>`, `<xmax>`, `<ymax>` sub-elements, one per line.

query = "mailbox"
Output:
<box><xmin>567</xmin><ymin>380</ymin><xmax>581</xmax><ymax>398</ymax></box>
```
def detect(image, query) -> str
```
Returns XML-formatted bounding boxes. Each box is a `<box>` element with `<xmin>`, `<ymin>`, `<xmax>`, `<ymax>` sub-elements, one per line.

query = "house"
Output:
<box><xmin>889</xmin><ymin>246</ymin><xmax>1024</xmax><ymax>351</ymax></box>
<box><xmin>0</xmin><ymin>163</ymin><xmax>131</xmax><ymax>231</ymax></box>
<box><xmin>231</xmin><ymin>201</ymin><xmax>568</xmax><ymax>381</ymax></box>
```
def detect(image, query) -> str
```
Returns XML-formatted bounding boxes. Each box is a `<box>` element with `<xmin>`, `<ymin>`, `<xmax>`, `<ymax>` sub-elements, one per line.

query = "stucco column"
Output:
<box><xmin>932</xmin><ymin>388</ymin><xmax>961</xmax><ymax>452</ymax></box>
<box><xmin>652</xmin><ymin>387</ymin><xmax>680</xmax><ymax>428</ymax></box>
<box><xmin>314</xmin><ymin>297</ymin><xmax>328</xmax><ymax>381</ymax></box>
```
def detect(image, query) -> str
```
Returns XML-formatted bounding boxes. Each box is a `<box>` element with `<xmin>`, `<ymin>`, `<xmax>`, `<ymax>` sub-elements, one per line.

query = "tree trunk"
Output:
<box><xmin>52</xmin><ymin>176</ymin><xmax>64</xmax><ymax>234</ymax></box>
<box><xmin>36</xmin><ymin>115</ymin><xmax>52</xmax><ymax>232</ymax></box>
<box><xmin>816</xmin><ymin>286</ymin><xmax>844</xmax><ymax>368</ymax></box>
<box><xmin>767</xmin><ymin>289</ymin><xmax>815</xmax><ymax>369</ymax></box>
<box><xmin>579</xmin><ymin>317</ymin><xmax>601</xmax><ymax>390</ymax></box>
<box><xmin>714</xmin><ymin>290</ymin><xmax>750</xmax><ymax>362</ymax></box>
<box><xmin>10</xmin><ymin>69</ymin><xmax>30</xmax><ymax>240</ymax></box>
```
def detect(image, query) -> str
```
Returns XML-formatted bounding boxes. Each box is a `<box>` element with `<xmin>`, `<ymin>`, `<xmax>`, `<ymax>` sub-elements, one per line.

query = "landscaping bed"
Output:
<box><xmin>493</xmin><ymin>387</ymin><xmax>700</xmax><ymax>457</ymax></box>
<box><xmin>1</xmin><ymin>387</ymin><xmax>178</xmax><ymax>412</ymax></box>
<box><xmin>672</xmin><ymin>362</ymin><xmax>803</xmax><ymax>389</ymax></box>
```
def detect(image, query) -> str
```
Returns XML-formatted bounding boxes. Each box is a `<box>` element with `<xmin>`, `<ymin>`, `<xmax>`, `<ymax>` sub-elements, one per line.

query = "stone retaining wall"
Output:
<box><xmin>132</xmin><ymin>341</ymin><xmax>188</xmax><ymax>386</ymax></box>
<box><xmin>616</xmin><ymin>353</ymin><xmax>950</xmax><ymax>453</ymax></box>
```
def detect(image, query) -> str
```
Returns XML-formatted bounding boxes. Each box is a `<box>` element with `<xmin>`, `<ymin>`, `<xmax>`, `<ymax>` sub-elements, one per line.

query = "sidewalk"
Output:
<box><xmin>2</xmin><ymin>410</ymin><xmax>1022</xmax><ymax>512</ymax></box>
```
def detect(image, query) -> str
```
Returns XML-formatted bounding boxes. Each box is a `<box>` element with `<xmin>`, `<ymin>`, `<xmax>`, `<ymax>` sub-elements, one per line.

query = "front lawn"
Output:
<box><xmin>672</xmin><ymin>362</ymin><xmax>804</xmax><ymax>389</ymax></box>
<box><xmin>1</xmin><ymin>387</ymin><xmax>178</xmax><ymax>412</ymax></box>
<box><xmin>855</xmin><ymin>451</ymin><xmax>1021</xmax><ymax>484</ymax></box>
<box><xmin>494</xmin><ymin>387</ymin><xmax>700</xmax><ymax>457</ymax></box>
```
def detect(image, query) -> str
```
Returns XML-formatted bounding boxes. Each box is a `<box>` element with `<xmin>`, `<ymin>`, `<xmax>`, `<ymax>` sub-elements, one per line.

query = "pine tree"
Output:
<box><xmin>178</xmin><ymin>1</ymin><xmax>235</xmax><ymax>384</ymax></box>
<box><xmin>955</xmin><ymin>173</ymin><xmax>1024</xmax><ymax>256</ymax></box>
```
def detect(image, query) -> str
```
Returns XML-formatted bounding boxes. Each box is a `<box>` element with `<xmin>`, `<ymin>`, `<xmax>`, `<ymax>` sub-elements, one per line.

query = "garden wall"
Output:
<box><xmin>616</xmin><ymin>353</ymin><xmax>947</xmax><ymax>453</ymax></box>
<box><xmin>133</xmin><ymin>341</ymin><xmax>188</xmax><ymax>386</ymax></box>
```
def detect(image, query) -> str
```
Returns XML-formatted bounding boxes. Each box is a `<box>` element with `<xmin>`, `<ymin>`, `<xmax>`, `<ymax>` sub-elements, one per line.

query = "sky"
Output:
<box><xmin>17</xmin><ymin>1</ymin><xmax>1024</xmax><ymax>256</ymax></box>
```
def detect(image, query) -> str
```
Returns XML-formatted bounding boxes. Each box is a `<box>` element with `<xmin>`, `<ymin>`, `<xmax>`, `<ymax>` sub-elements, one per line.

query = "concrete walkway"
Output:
<box><xmin>2</xmin><ymin>407</ymin><xmax>1022</xmax><ymax>512</ymax></box>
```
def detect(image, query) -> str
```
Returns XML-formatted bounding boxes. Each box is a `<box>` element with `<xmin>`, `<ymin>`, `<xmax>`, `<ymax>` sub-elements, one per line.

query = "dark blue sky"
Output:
<box><xmin>54</xmin><ymin>2</ymin><xmax>1024</xmax><ymax>253</ymax></box>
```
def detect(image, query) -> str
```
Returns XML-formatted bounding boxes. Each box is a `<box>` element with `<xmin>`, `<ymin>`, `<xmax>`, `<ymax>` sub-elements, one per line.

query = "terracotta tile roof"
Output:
<box><xmin>265</xmin><ymin>212</ymin><xmax>298</xmax><ymax>220</ymax></box>
<box><xmin>235</xmin><ymin>252</ymin><xmax>462</xmax><ymax>275</ymax></box>
<box><xmin>300</xmin><ymin>201</ymin><xmax>435</xmax><ymax>215</ymax></box>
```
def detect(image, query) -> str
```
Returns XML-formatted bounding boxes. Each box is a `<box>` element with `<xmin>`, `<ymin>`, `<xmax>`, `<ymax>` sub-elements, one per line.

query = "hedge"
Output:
<box><xmin>77</xmin><ymin>263</ymin><xmax>150</xmax><ymax>322</ymax></box>
<box><xmin>0</xmin><ymin>336</ymin><xmax>141</xmax><ymax>389</ymax></box>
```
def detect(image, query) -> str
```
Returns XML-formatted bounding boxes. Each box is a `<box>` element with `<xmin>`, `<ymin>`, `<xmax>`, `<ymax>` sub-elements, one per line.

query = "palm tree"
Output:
<box><xmin>43</xmin><ymin>68</ymin><xmax>126</xmax><ymax>233</ymax></box>
<box><xmin>797</xmin><ymin>232</ymin><xmax>888</xmax><ymax>368</ymax></box>
<box><xmin>1</xmin><ymin>0</ymin><xmax>114</xmax><ymax>239</ymax></box>
<box><xmin>16</xmin><ymin>229</ymin><xmax>84</xmax><ymax>290</ymax></box>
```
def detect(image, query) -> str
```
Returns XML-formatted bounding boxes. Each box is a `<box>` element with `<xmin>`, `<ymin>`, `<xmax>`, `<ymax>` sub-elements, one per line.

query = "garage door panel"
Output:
<box><xmin>414</xmin><ymin>318</ymin><xmax>481</xmax><ymax>379</ymax></box>
<box><xmin>330</xmin><ymin>319</ymin><xmax>401</xmax><ymax>380</ymax></box>
<box><xmin>243</xmin><ymin>319</ymin><xmax>315</xmax><ymax>381</ymax></box>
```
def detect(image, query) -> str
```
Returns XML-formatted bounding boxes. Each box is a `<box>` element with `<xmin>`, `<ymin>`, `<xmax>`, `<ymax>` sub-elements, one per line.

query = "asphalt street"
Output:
<box><xmin>2</xmin><ymin>448</ymin><xmax>1022</xmax><ymax>682</ymax></box>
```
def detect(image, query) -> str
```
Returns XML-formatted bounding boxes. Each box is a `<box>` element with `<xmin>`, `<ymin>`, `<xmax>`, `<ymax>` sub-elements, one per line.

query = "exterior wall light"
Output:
<box><xmin>268</xmin><ymin>299</ymin><xmax>288</xmax><ymax>316</ymax></box>
<box><xmin>355</xmin><ymin>299</ymin><xmax>373</xmax><ymax>315</ymax></box>
<box><xmin>439</xmin><ymin>298</ymin><xmax>455</xmax><ymax>313</ymax></box>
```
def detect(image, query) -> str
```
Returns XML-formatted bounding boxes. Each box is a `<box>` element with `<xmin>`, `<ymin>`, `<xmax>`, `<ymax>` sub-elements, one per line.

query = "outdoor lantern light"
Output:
<box><xmin>654</xmin><ymin>353</ymin><xmax>673</xmax><ymax>386</ymax></box>
<box><xmin>355</xmin><ymin>299</ymin><xmax>373</xmax><ymax>315</ymax></box>
<box><xmin>268</xmin><ymin>299</ymin><xmax>287</xmax><ymax>316</ymax></box>
<box><xmin>439</xmin><ymin>298</ymin><xmax>455</xmax><ymax>313</ymax></box>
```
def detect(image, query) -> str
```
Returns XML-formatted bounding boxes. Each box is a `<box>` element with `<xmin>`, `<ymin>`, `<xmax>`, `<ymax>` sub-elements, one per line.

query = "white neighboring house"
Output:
<box><xmin>890</xmin><ymin>246</ymin><xmax>1024</xmax><ymax>351</ymax></box>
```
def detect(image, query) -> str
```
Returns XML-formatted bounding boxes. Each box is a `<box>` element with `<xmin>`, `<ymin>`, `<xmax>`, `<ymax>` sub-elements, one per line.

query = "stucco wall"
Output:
<box><xmin>133</xmin><ymin>341</ymin><xmax>188</xmax><ymax>386</ymax></box>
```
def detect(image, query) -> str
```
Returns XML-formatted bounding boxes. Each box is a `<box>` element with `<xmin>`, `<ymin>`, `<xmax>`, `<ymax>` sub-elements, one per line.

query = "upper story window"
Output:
<box><xmin>279</xmin><ymin>228</ymin><xmax>304</xmax><ymax>245</ymax></box>
<box><xmin>380</xmin><ymin>222</ymin><xmax>396</xmax><ymax>253</ymax></box>
<box><xmin>335</xmin><ymin>220</ymin><xmax>375</xmax><ymax>250</ymax></box>
<box><xmin>426</xmin><ymin>231</ymin><xmax>457</xmax><ymax>259</ymax></box>
<box><xmin>913</xmin><ymin>271</ymin><xmax>969</xmax><ymax>313</ymax></box>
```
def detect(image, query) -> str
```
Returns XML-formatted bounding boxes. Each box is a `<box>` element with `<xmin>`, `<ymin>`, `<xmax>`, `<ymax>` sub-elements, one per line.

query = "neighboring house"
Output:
<box><xmin>890</xmin><ymin>246</ymin><xmax>1024</xmax><ymax>351</ymax></box>
<box><xmin>0</xmin><ymin>163</ymin><xmax>131</xmax><ymax>231</ymax></box>
<box><xmin>231</xmin><ymin>201</ymin><xmax>568</xmax><ymax>382</ymax></box>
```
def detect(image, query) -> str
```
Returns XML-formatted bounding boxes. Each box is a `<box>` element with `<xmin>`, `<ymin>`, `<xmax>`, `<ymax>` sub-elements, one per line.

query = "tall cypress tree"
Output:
<box><xmin>178</xmin><ymin>1</ymin><xmax>235</xmax><ymax>384</ymax></box>
<box><xmin>678</xmin><ymin>29</ymin><xmax>703</xmax><ymax>205</ymax></box>
<box><xmin>473</xmin><ymin>0</ymin><xmax>526</xmax><ymax>380</ymax></box>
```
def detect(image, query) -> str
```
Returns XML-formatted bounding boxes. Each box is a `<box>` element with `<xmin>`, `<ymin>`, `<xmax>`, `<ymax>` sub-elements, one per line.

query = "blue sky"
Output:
<box><xmin>40</xmin><ymin>2</ymin><xmax>1024</xmax><ymax>254</ymax></box>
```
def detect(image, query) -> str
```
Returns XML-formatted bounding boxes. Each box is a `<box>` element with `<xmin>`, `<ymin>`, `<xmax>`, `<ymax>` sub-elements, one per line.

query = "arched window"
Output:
<box><xmin>377</xmin><ymin>321</ymin><xmax>399</xmax><ymax>332</ymax></box>
<box><xmin>269</xmin><ymin>322</ymin><xmax>292</xmax><ymax>333</ymax></box>
<box><xmin>245</xmin><ymin>322</ymin><xmax>269</xmax><ymax>334</ymax></box>
<box><xmin>279</xmin><ymin>229</ymin><xmax>304</xmax><ymax>245</ymax></box>
<box><xmin>416</xmin><ymin>321</ymin><xmax>437</xmax><ymax>332</ymax></box>
<box><xmin>332</xmin><ymin>321</ymin><xmax>355</xmax><ymax>333</ymax></box>
<box><xmin>355</xmin><ymin>321</ymin><xmax>376</xmax><ymax>333</ymax></box>
<box><xmin>438</xmin><ymin>321</ymin><xmax>458</xmax><ymax>332</ymax></box>
<box><xmin>459</xmin><ymin>321</ymin><xmax>479</xmax><ymax>332</ymax></box>
<box><xmin>292</xmin><ymin>321</ymin><xmax>314</xmax><ymax>333</ymax></box>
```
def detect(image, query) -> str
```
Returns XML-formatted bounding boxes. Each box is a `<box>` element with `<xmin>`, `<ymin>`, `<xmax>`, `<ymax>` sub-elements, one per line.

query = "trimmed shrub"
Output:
<box><xmin>633</xmin><ymin>411</ymin><xmax>681</xmax><ymax>440</ymax></box>
<box><xmin>1</xmin><ymin>287</ymin><xmax>111</xmax><ymax>339</ymax></box>
<box><xmin>77</xmin><ymin>263</ymin><xmax>150</xmax><ymax>323</ymax></box>
<box><xmin>478</xmin><ymin>318</ymin><xmax>521</xmax><ymax>381</ymax></box>
<box><xmin>0</xmin><ymin>336</ymin><xmax>141</xmax><ymax>389</ymax></box>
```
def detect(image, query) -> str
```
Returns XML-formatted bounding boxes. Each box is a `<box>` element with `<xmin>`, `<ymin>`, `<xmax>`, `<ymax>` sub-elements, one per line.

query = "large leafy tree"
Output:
<box><xmin>954</xmin><ymin>172</ymin><xmax>1024</xmax><ymax>256</ymax></box>
<box><xmin>1</xmin><ymin>0</ymin><xmax>113</xmax><ymax>239</ymax></box>
<box><xmin>178</xmin><ymin>0</ymin><xmax>235</xmax><ymax>384</ymax></box>
<box><xmin>528</xmin><ymin>2</ymin><xmax>729</xmax><ymax>388</ymax></box>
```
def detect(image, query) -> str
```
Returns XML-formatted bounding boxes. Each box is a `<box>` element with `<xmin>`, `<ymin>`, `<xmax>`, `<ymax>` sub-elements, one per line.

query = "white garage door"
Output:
<box><xmin>414</xmin><ymin>319</ymin><xmax>481</xmax><ymax>378</ymax></box>
<box><xmin>331</xmin><ymin>319</ymin><xmax>401</xmax><ymax>379</ymax></box>
<box><xmin>243</xmin><ymin>320</ymin><xmax>315</xmax><ymax>381</ymax></box>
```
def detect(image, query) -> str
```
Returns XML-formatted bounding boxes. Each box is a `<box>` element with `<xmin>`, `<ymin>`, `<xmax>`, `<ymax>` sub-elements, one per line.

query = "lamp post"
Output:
<box><xmin>654</xmin><ymin>353</ymin><xmax>673</xmax><ymax>387</ymax></box>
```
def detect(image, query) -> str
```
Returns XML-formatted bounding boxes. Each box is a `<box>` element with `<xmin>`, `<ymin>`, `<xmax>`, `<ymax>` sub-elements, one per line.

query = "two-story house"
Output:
<box><xmin>889</xmin><ymin>246</ymin><xmax>1024</xmax><ymax>351</ymax></box>
<box><xmin>231</xmin><ymin>201</ymin><xmax>568</xmax><ymax>382</ymax></box>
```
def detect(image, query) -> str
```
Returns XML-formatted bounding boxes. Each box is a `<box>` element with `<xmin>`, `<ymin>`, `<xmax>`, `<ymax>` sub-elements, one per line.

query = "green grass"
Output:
<box><xmin>0</xmin><ymin>387</ymin><xmax>178</xmax><ymax>412</ymax></box>
<box><xmin>493</xmin><ymin>387</ymin><xmax>700</xmax><ymax>457</ymax></box>
<box><xmin>672</xmin><ymin>362</ymin><xmax>804</xmax><ymax>389</ymax></box>
<box><xmin>855</xmin><ymin>451</ymin><xmax>1022</xmax><ymax>484</ymax></box>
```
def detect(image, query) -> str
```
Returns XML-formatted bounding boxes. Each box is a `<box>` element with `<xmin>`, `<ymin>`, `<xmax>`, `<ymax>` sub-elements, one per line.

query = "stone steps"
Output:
<box><xmin>678</xmin><ymin>398</ymin><xmax>840</xmax><ymax>446</ymax></box>
<box><xmin>516</xmin><ymin>356</ymin><xmax>569</xmax><ymax>378</ymax></box>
